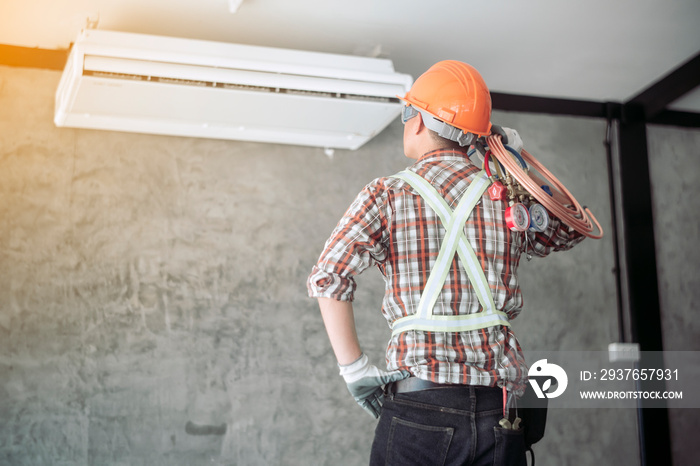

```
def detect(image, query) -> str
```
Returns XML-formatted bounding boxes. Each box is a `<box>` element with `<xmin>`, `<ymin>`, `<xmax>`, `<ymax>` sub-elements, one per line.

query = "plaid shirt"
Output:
<box><xmin>308</xmin><ymin>149</ymin><xmax>584</xmax><ymax>392</ymax></box>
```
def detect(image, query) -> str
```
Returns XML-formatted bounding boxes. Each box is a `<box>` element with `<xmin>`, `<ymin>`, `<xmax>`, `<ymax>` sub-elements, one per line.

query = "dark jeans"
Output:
<box><xmin>370</xmin><ymin>385</ymin><xmax>526</xmax><ymax>466</ymax></box>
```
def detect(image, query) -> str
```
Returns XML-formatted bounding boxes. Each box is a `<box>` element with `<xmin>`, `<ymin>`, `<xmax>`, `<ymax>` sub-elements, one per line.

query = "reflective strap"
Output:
<box><xmin>390</xmin><ymin>170</ymin><xmax>510</xmax><ymax>336</ymax></box>
<box><xmin>393</xmin><ymin>170</ymin><xmax>494</xmax><ymax>316</ymax></box>
<box><xmin>391</xmin><ymin>312</ymin><xmax>511</xmax><ymax>334</ymax></box>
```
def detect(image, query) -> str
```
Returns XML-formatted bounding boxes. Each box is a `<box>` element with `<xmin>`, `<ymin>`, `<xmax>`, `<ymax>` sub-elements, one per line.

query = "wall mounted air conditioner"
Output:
<box><xmin>55</xmin><ymin>30</ymin><xmax>413</xmax><ymax>150</ymax></box>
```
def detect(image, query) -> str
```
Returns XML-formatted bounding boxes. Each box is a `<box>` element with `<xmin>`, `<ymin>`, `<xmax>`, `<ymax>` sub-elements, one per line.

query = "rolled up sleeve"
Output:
<box><xmin>307</xmin><ymin>181</ymin><xmax>389</xmax><ymax>302</ymax></box>
<box><xmin>527</xmin><ymin>212</ymin><xmax>585</xmax><ymax>257</ymax></box>
<box><xmin>307</xmin><ymin>265</ymin><xmax>357</xmax><ymax>301</ymax></box>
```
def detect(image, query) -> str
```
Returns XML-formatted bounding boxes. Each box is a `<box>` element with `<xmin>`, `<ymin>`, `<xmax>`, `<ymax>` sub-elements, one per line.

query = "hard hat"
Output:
<box><xmin>400</xmin><ymin>60</ymin><xmax>492</xmax><ymax>138</ymax></box>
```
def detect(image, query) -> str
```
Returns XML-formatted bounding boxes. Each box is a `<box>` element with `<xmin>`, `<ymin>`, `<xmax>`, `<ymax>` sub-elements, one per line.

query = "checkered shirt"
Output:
<box><xmin>308</xmin><ymin>149</ymin><xmax>584</xmax><ymax>393</ymax></box>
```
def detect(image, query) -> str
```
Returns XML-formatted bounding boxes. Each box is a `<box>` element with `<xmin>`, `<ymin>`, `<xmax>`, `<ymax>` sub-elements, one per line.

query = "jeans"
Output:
<box><xmin>370</xmin><ymin>385</ymin><xmax>526</xmax><ymax>466</ymax></box>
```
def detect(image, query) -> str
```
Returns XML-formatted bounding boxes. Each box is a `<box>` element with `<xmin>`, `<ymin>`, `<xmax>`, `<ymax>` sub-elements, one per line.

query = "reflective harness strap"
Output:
<box><xmin>390</xmin><ymin>170</ymin><xmax>510</xmax><ymax>336</ymax></box>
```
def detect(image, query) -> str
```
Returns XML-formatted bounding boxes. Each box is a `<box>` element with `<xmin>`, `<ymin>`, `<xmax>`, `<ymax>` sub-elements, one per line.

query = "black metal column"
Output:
<box><xmin>617</xmin><ymin>102</ymin><xmax>672</xmax><ymax>466</ymax></box>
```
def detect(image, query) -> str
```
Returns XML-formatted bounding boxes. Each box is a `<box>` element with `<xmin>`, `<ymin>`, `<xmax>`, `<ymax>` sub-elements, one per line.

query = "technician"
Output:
<box><xmin>307</xmin><ymin>60</ymin><xmax>585</xmax><ymax>465</ymax></box>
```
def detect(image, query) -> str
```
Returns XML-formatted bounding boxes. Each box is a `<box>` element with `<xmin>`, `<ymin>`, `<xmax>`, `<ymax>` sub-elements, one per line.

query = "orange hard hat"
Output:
<box><xmin>400</xmin><ymin>60</ymin><xmax>492</xmax><ymax>137</ymax></box>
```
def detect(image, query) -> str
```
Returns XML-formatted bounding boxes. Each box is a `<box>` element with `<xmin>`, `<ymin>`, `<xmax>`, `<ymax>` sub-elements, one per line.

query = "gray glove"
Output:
<box><xmin>503</xmin><ymin>127</ymin><xmax>524</xmax><ymax>154</ymax></box>
<box><xmin>338</xmin><ymin>353</ymin><xmax>411</xmax><ymax>419</ymax></box>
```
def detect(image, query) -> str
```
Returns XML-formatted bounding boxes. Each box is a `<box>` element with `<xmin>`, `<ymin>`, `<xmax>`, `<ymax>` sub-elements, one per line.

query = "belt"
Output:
<box><xmin>388</xmin><ymin>377</ymin><xmax>464</xmax><ymax>394</ymax></box>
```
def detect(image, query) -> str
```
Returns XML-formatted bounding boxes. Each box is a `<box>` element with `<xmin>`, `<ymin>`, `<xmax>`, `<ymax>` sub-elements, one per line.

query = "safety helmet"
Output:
<box><xmin>399</xmin><ymin>60</ymin><xmax>492</xmax><ymax>143</ymax></box>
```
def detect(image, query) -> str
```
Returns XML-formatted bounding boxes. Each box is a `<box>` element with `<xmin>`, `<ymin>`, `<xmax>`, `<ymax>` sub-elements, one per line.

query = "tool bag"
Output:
<box><xmin>518</xmin><ymin>385</ymin><xmax>548</xmax><ymax>464</ymax></box>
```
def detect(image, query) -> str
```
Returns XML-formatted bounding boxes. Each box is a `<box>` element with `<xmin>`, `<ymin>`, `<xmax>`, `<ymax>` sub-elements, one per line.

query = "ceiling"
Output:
<box><xmin>3</xmin><ymin>0</ymin><xmax>700</xmax><ymax>112</ymax></box>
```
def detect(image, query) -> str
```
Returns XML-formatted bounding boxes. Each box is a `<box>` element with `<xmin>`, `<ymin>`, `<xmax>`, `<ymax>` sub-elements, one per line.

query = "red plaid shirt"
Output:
<box><xmin>308</xmin><ymin>149</ymin><xmax>584</xmax><ymax>392</ymax></box>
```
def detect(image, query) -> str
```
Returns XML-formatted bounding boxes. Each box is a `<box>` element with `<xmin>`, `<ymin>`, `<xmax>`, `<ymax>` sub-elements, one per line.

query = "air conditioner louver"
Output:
<box><xmin>55</xmin><ymin>30</ymin><xmax>413</xmax><ymax>150</ymax></box>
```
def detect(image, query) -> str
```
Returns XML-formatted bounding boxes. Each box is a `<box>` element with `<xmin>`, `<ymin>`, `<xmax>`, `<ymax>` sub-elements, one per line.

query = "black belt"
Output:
<box><xmin>388</xmin><ymin>377</ymin><xmax>464</xmax><ymax>394</ymax></box>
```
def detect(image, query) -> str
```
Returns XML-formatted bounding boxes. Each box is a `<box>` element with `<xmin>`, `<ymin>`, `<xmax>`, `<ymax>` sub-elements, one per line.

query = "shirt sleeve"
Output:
<box><xmin>525</xmin><ymin>209</ymin><xmax>586</xmax><ymax>257</ymax></box>
<box><xmin>307</xmin><ymin>180</ymin><xmax>390</xmax><ymax>301</ymax></box>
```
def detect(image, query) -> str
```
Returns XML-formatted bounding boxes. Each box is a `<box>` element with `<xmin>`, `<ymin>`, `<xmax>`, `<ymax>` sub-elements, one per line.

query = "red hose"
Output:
<box><xmin>485</xmin><ymin>135</ymin><xmax>604</xmax><ymax>239</ymax></box>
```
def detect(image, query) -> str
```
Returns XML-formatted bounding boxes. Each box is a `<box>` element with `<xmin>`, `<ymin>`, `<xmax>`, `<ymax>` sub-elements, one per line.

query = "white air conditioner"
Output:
<box><xmin>55</xmin><ymin>30</ymin><xmax>413</xmax><ymax>150</ymax></box>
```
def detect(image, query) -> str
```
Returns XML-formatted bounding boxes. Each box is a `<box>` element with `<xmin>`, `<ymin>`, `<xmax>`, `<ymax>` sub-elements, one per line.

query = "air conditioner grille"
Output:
<box><xmin>84</xmin><ymin>69</ymin><xmax>397</xmax><ymax>103</ymax></box>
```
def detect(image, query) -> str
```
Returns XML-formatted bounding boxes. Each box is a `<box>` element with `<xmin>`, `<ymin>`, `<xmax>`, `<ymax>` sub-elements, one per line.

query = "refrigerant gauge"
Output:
<box><xmin>528</xmin><ymin>203</ymin><xmax>550</xmax><ymax>232</ymax></box>
<box><xmin>505</xmin><ymin>203</ymin><xmax>530</xmax><ymax>232</ymax></box>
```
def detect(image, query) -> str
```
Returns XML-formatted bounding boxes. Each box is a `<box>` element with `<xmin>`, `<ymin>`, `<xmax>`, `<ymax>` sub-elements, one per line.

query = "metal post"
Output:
<box><xmin>616</xmin><ymin>102</ymin><xmax>672</xmax><ymax>466</ymax></box>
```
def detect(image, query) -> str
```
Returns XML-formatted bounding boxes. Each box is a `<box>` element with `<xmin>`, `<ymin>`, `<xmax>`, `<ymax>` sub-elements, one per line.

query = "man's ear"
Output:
<box><xmin>409</xmin><ymin>113</ymin><xmax>426</xmax><ymax>135</ymax></box>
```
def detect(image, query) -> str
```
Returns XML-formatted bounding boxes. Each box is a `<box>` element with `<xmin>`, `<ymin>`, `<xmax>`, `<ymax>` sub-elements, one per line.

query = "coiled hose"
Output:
<box><xmin>485</xmin><ymin>135</ymin><xmax>604</xmax><ymax>239</ymax></box>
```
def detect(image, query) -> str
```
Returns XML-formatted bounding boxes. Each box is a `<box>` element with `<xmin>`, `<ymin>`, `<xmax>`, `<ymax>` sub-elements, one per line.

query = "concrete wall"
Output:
<box><xmin>0</xmin><ymin>65</ymin><xmax>695</xmax><ymax>465</ymax></box>
<box><xmin>647</xmin><ymin>124</ymin><xmax>700</xmax><ymax>466</ymax></box>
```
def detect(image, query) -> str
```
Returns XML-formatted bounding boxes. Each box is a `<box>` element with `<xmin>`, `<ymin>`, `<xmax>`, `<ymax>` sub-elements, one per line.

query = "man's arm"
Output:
<box><xmin>317</xmin><ymin>297</ymin><xmax>410</xmax><ymax>419</ymax></box>
<box><xmin>317</xmin><ymin>297</ymin><xmax>362</xmax><ymax>365</ymax></box>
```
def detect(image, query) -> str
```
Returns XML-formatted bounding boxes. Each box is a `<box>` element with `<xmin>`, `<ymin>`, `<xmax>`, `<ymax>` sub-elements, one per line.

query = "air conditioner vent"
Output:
<box><xmin>55</xmin><ymin>30</ymin><xmax>413</xmax><ymax>150</ymax></box>
<box><xmin>83</xmin><ymin>68</ymin><xmax>400</xmax><ymax>103</ymax></box>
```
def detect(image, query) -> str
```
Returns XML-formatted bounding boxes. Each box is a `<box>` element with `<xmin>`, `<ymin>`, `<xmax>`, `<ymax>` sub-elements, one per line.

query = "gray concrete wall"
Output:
<box><xmin>0</xmin><ymin>65</ymin><xmax>694</xmax><ymax>465</ymax></box>
<box><xmin>647</xmin><ymin>124</ymin><xmax>700</xmax><ymax>466</ymax></box>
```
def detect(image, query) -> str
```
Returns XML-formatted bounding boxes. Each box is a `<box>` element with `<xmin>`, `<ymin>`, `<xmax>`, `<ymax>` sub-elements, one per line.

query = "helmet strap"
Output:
<box><xmin>415</xmin><ymin>108</ymin><xmax>477</xmax><ymax>147</ymax></box>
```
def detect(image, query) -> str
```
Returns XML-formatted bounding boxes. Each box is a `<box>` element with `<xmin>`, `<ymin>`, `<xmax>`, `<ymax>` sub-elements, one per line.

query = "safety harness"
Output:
<box><xmin>390</xmin><ymin>168</ymin><xmax>545</xmax><ymax>460</ymax></box>
<box><xmin>389</xmin><ymin>169</ymin><xmax>511</xmax><ymax>337</ymax></box>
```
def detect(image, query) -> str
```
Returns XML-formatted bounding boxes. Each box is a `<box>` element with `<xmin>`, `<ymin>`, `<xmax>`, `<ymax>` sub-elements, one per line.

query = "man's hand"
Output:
<box><xmin>502</xmin><ymin>127</ymin><xmax>524</xmax><ymax>154</ymax></box>
<box><xmin>338</xmin><ymin>353</ymin><xmax>411</xmax><ymax>419</ymax></box>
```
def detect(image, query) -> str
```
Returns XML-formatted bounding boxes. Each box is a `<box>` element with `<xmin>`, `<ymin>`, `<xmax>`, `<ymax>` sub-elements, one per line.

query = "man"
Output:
<box><xmin>307</xmin><ymin>60</ymin><xmax>584</xmax><ymax>465</ymax></box>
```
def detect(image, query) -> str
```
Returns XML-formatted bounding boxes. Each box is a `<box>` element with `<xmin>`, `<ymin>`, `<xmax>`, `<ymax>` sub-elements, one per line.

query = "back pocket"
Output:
<box><xmin>386</xmin><ymin>417</ymin><xmax>454</xmax><ymax>466</ymax></box>
<box><xmin>493</xmin><ymin>426</ymin><xmax>527</xmax><ymax>466</ymax></box>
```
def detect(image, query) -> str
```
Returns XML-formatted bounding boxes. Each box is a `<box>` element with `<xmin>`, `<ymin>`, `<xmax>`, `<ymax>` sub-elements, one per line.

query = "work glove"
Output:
<box><xmin>502</xmin><ymin>127</ymin><xmax>524</xmax><ymax>154</ymax></box>
<box><xmin>338</xmin><ymin>353</ymin><xmax>411</xmax><ymax>419</ymax></box>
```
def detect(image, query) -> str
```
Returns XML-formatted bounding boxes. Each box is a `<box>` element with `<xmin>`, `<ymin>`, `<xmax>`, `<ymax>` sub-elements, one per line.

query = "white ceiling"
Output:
<box><xmin>3</xmin><ymin>0</ymin><xmax>700</xmax><ymax>112</ymax></box>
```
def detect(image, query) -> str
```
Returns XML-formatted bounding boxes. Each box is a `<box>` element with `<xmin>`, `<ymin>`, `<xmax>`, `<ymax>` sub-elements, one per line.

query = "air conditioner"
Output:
<box><xmin>55</xmin><ymin>30</ymin><xmax>413</xmax><ymax>150</ymax></box>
